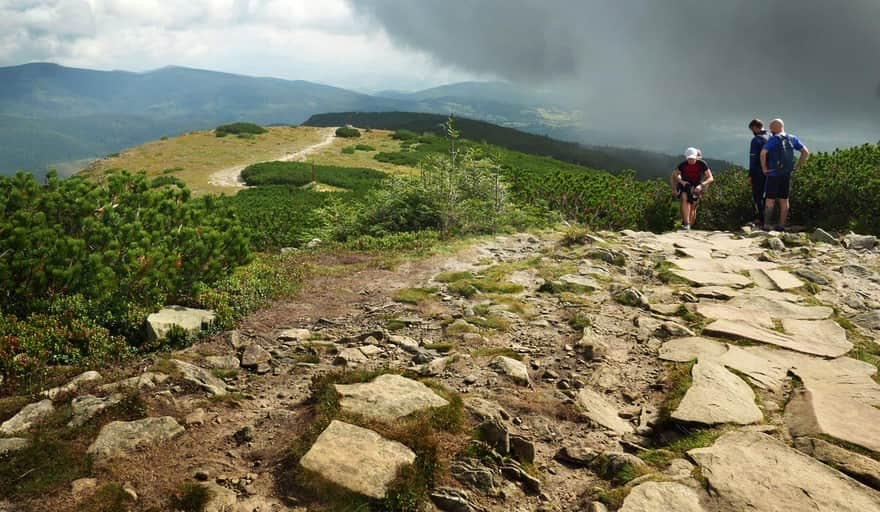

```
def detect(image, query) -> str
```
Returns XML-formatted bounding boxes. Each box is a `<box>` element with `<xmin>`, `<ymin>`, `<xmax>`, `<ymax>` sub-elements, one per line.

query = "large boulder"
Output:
<box><xmin>334</xmin><ymin>374</ymin><xmax>449</xmax><ymax>422</ymax></box>
<box><xmin>490</xmin><ymin>356</ymin><xmax>530</xmax><ymax>386</ymax></box>
<box><xmin>68</xmin><ymin>394</ymin><xmax>123</xmax><ymax>428</ymax></box>
<box><xmin>41</xmin><ymin>370</ymin><xmax>102</xmax><ymax>399</ymax></box>
<box><xmin>0</xmin><ymin>399</ymin><xmax>54</xmax><ymax>436</ymax></box>
<box><xmin>87</xmin><ymin>417</ymin><xmax>185</xmax><ymax>462</ymax></box>
<box><xmin>688</xmin><ymin>431</ymin><xmax>880</xmax><ymax>512</ymax></box>
<box><xmin>146</xmin><ymin>306</ymin><xmax>215</xmax><ymax>342</ymax></box>
<box><xmin>299</xmin><ymin>420</ymin><xmax>416</xmax><ymax>499</ymax></box>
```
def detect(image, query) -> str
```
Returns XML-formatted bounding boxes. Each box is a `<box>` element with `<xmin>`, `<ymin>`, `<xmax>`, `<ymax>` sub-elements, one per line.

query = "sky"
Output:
<box><xmin>2</xmin><ymin>0</ymin><xmax>879</xmax><ymax>158</ymax></box>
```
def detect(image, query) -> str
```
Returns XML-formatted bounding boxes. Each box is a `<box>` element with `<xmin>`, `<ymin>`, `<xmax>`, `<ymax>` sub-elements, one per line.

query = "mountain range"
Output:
<box><xmin>0</xmin><ymin>62</ymin><xmax>701</xmax><ymax>178</ymax></box>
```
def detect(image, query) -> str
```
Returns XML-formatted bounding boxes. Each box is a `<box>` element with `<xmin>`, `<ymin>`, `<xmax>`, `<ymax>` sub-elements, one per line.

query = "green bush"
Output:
<box><xmin>240</xmin><ymin>161</ymin><xmax>386</xmax><ymax>190</ymax></box>
<box><xmin>0</xmin><ymin>171</ymin><xmax>251</xmax><ymax>378</ymax></box>
<box><xmin>214</xmin><ymin>122</ymin><xmax>266</xmax><ymax>137</ymax></box>
<box><xmin>391</xmin><ymin>129</ymin><xmax>419</xmax><ymax>141</ymax></box>
<box><xmin>355</xmin><ymin>143</ymin><xmax>376</xmax><ymax>151</ymax></box>
<box><xmin>341</xmin><ymin>146</ymin><xmax>356</xmax><ymax>154</ymax></box>
<box><xmin>335</xmin><ymin>127</ymin><xmax>361</xmax><ymax>138</ymax></box>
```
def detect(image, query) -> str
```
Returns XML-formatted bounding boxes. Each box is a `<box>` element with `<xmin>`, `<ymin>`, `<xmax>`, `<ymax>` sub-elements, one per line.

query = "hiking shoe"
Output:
<box><xmin>681</xmin><ymin>224</ymin><xmax>691</xmax><ymax>231</ymax></box>
<box><xmin>774</xmin><ymin>225</ymin><xmax>785</xmax><ymax>232</ymax></box>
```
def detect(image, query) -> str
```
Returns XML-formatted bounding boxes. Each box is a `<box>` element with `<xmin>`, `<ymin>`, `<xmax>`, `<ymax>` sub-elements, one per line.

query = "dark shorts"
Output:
<box><xmin>676</xmin><ymin>182</ymin><xmax>700</xmax><ymax>203</ymax></box>
<box><xmin>764</xmin><ymin>174</ymin><xmax>791</xmax><ymax>200</ymax></box>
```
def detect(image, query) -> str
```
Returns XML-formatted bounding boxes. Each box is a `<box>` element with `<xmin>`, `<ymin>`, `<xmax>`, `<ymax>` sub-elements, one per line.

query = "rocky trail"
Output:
<box><xmin>3</xmin><ymin>228</ymin><xmax>880</xmax><ymax>511</ymax></box>
<box><xmin>207</xmin><ymin>127</ymin><xmax>338</xmax><ymax>189</ymax></box>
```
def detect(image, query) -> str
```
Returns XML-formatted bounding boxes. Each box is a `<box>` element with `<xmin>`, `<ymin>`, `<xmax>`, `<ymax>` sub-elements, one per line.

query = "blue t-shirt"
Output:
<box><xmin>749</xmin><ymin>130</ymin><xmax>769</xmax><ymax>177</ymax></box>
<box><xmin>763</xmin><ymin>133</ymin><xmax>804</xmax><ymax>176</ymax></box>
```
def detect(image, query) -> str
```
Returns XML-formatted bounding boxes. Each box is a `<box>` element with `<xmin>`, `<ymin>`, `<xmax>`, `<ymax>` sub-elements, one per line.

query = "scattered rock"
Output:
<box><xmin>688</xmin><ymin>431</ymin><xmax>880</xmax><ymax>512</ymax></box>
<box><xmin>232</xmin><ymin>425</ymin><xmax>253</xmax><ymax>445</ymax></box>
<box><xmin>335</xmin><ymin>374</ymin><xmax>449</xmax><ymax>422</ymax></box>
<box><xmin>672</xmin><ymin>360</ymin><xmax>762</xmax><ymax>425</ymax></box>
<box><xmin>614</xmin><ymin>288</ymin><xmax>648</xmax><ymax>308</ymax></box>
<box><xmin>766</xmin><ymin>237</ymin><xmax>785</xmax><ymax>252</ymax></box>
<box><xmin>68</xmin><ymin>393</ymin><xmax>123</xmax><ymax>428</ymax></box>
<box><xmin>421</xmin><ymin>355</ymin><xmax>452</xmax><ymax>376</ymax></box>
<box><xmin>844</xmin><ymin>233</ymin><xmax>877</xmax><ymax>250</ymax></box>
<box><xmin>574</xmin><ymin>388</ymin><xmax>633</xmax><ymax>435</ymax></box>
<box><xmin>299</xmin><ymin>420</ymin><xmax>416</xmax><ymax>499</ymax></box>
<box><xmin>554</xmin><ymin>445</ymin><xmax>599</xmax><ymax>467</ymax></box>
<box><xmin>491</xmin><ymin>356</ymin><xmax>530</xmax><ymax>386</ymax></box>
<box><xmin>619</xmin><ymin>481</ymin><xmax>706</xmax><ymax>512</ymax></box>
<box><xmin>660</xmin><ymin>321</ymin><xmax>695</xmax><ymax>337</ymax></box>
<box><xmin>509</xmin><ymin>435</ymin><xmax>536</xmax><ymax>464</ymax></box>
<box><xmin>87</xmin><ymin>417</ymin><xmax>185</xmax><ymax>462</ymax></box>
<box><xmin>203</xmin><ymin>355</ymin><xmax>240</xmax><ymax>370</ymax></box>
<box><xmin>240</xmin><ymin>343</ymin><xmax>272</xmax><ymax>369</ymax></box>
<box><xmin>71</xmin><ymin>478</ymin><xmax>98</xmax><ymax>501</ymax></box>
<box><xmin>596</xmin><ymin>451</ymin><xmax>649</xmax><ymax>480</ymax></box>
<box><xmin>451</xmin><ymin>458</ymin><xmax>496</xmax><ymax>492</ymax></box>
<box><xmin>185</xmin><ymin>408</ymin><xmax>207</xmax><ymax>426</ymax></box>
<box><xmin>277</xmin><ymin>328</ymin><xmax>311</xmax><ymax>341</ymax></box>
<box><xmin>0</xmin><ymin>399</ymin><xmax>54</xmax><ymax>436</ymax></box>
<box><xmin>171</xmin><ymin>360</ymin><xmax>228</xmax><ymax>396</ymax></box>
<box><xmin>575</xmin><ymin>328</ymin><xmax>608</xmax><ymax>360</ymax></box>
<box><xmin>145</xmin><ymin>306</ymin><xmax>215</xmax><ymax>342</ymax></box>
<box><xmin>794</xmin><ymin>268</ymin><xmax>829</xmax><ymax>285</ymax></box>
<box><xmin>334</xmin><ymin>347</ymin><xmax>368</xmax><ymax>365</ymax></box>
<box><xmin>0</xmin><ymin>437</ymin><xmax>30</xmax><ymax>456</ymax></box>
<box><xmin>669</xmin><ymin>270</ymin><xmax>752</xmax><ymax>288</ymax></box>
<box><xmin>811</xmin><ymin>228</ymin><xmax>838</xmax><ymax>245</ymax></box>
<box><xmin>431</xmin><ymin>487</ymin><xmax>483</xmax><ymax>512</ymax></box>
<box><xmin>852</xmin><ymin>310</ymin><xmax>880</xmax><ymax>330</ymax></box>
<box><xmin>99</xmin><ymin>372</ymin><xmax>169</xmax><ymax>393</ymax></box>
<box><xmin>42</xmin><ymin>370</ymin><xmax>102</xmax><ymax>399</ymax></box>
<box><xmin>477</xmin><ymin>420</ymin><xmax>510</xmax><ymax>454</ymax></box>
<box><xmin>558</xmin><ymin>274</ymin><xmax>601</xmax><ymax>291</ymax></box>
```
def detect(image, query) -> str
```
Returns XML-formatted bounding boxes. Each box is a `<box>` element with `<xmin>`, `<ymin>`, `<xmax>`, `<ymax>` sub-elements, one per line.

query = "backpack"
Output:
<box><xmin>774</xmin><ymin>134</ymin><xmax>796</xmax><ymax>175</ymax></box>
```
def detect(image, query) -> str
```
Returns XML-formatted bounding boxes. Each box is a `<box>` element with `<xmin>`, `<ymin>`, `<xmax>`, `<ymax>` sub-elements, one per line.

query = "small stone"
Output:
<box><xmin>793</xmin><ymin>268</ymin><xmax>829</xmax><ymax>285</ymax></box>
<box><xmin>146</xmin><ymin>306</ymin><xmax>215</xmax><ymax>342</ymax></box>
<box><xmin>844</xmin><ymin>233</ymin><xmax>877</xmax><ymax>250</ymax></box>
<box><xmin>451</xmin><ymin>458</ymin><xmax>496</xmax><ymax>491</ymax></box>
<box><xmin>661</xmin><ymin>321</ymin><xmax>695</xmax><ymax>337</ymax></box>
<box><xmin>203</xmin><ymin>355</ymin><xmax>240</xmax><ymax>369</ymax></box>
<box><xmin>233</xmin><ymin>426</ymin><xmax>253</xmax><ymax>445</ymax></box>
<box><xmin>277</xmin><ymin>328</ymin><xmax>311</xmax><ymax>341</ymax></box>
<box><xmin>575</xmin><ymin>328</ymin><xmax>608</xmax><ymax>360</ymax></box>
<box><xmin>463</xmin><ymin>375</ymin><xmax>478</xmax><ymax>385</ymax></box>
<box><xmin>430</xmin><ymin>487</ymin><xmax>481</xmax><ymax>512</ymax></box>
<box><xmin>71</xmin><ymin>478</ymin><xmax>98</xmax><ymax>501</ymax></box>
<box><xmin>614</xmin><ymin>288</ymin><xmax>647</xmax><ymax>308</ymax></box>
<box><xmin>359</xmin><ymin>344</ymin><xmax>382</xmax><ymax>357</ymax></box>
<box><xmin>491</xmin><ymin>356</ymin><xmax>530</xmax><ymax>386</ymax></box>
<box><xmin>240</xmin><ymin>343</ymin><xmax>272</xmax><ymax>368</ymax></box>
<box><xmin>185</xmin><ymin>408</ymin><xmax>206</xmax><ymax>426</ymax></box>
<box><xmin>477</xmin><ymin>420</ymin><xmax>510</xmax><ymax>454</ymax></box>
<box><xmin>766</xmin><ymin>237</ymin><xmax>785</xmax><ymax>252</ymax></box>
<box><xmin>194</xmin><ymin>469</ymin><xmax>210</xmax><ymax>481</ymax></box>
<box><xmin>87</xmin><ymin>417</ymin><xmax>184</xmax><ymax>462</ymax></box>
<box><xmin>0</xmin><ymin>437</ymin><xmax>30</xmax><ymax>456</ymax></box>
<box><xmin>334</xmin><ymin>347</ymin><xmax>368</xmax><ymax>365</ymax></box>
<box><xmin>509</xmin><ymin>435</ymin><xmax>535</xmax><ymax>463</ymax></box>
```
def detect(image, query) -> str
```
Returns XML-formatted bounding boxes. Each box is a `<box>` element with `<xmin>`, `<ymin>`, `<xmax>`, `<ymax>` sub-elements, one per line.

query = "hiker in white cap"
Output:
<box><xmin>670</xmin><ymin>147</ymin><xmax>714</xmax><ymax>230</ymax></box>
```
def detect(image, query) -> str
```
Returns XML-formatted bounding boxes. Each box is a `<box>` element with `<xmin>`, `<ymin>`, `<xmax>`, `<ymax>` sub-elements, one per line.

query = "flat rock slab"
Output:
<box><xmin>795</xmin><ymin>436</ymin><xmax>880</xmax><ymax>490</ymax></box>
<box><xmin>729</xmin><ymin>295</ymin><xmax>832</xmax><ymax>320</ymax></box>
<box><xmin>660</xmin><ymin>338</ymin><xmax>787</xmax><ymax>391</ymax></box>
<box><xmin>781</xmin><ymin>319</ymin><xmax>852</xmax><ymax>356</ymax></box>
<box><xmin>620</xmin><ymin>481</ymin><xmax>707</xmax><ymax>512</ymax></box>
<box><xmin>299</xmin><ymin>420</ymin><xmax>416</xmax><ymax>499</ymax></box>
<box><xmin>703</xmin><ymin>319</ymin><xmax>846</xmax><ymax>357</ymax></box>
<box><xmin>668</xmin><ymin>257</ymin><xmax>727</xmax><ymax>273</ymax></box>
<box><xmin>277</xmin><ymin>328</ymin><xmax>312</xmax><ymax>341</ymax></box>
<box><xmin>693</xmin><ymin>286</ymin><xmax>741</xmax><ymax>300</ymax></box>
<box><xmin>172</xmin><ymin>359</ymin><xmax>228</xmax><ymax>396</ymax></box>
<box><xmin>69</xmin><ymin>394</ymin><xmax>123</xmax><ymax>427</ymax></box>
<box><xmin>672</xmin><ymin>360</ymin><xmax>762</xmax><ymax>425</ymax></box>
<box><xmin>695</xmin><ymin>303</ymin><xmax>774</xmax><ymax>328</ymax></box>
<box><xmin>146</xmin><ymin>306</ymin><xmax>215</xmax><ymax>342</ymax></box>
<box><xmin>760</xmin><ymin>269</ymin><xmax>804</xmax><ymax>290</ymax></box>
<box><xmin>575</xmin><ymin>388</ymin><xmax>633</xmax><ymax>435</ymax></box>
<box><xmin>335</xmin><ymin>374</ymin><xmax>449</xmax><ymax>422</ymax></box>
<box><xmin>786</xmin><ymin>387</ymin><xmax>880</xmax><ymax>453</ymax></box>
<box><xmin>87</xmin><ymin>417</ymin><xmax>184</xmax><ymax>462</ymax></box>
<box><xmin>670</xmin><ymin>270</ymin><xmax>752</xmax><ymax>288</ymax></box>
<box><xmin>99</xmin><ymin>371</ymin><xmax>169</xmax><ymax>392</ymax></box>
<box><xmin>558</xmin><ymin>274</ymin><xmax>601</xmax><ymax>290</ymax></box>
<box><xmin>689</xmin><ymin>431</ymin><xmax>880</xmax><ymax>512</ymax></box>
<box><xmin>0</xmin><ymin>399</ymin><xmax>54</xmax><ymax>436</ymax></box>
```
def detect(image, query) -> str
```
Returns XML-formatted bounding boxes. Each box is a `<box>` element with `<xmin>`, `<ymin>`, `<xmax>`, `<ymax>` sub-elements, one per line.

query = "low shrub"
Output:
<box><xmin>215</xmin><ymin>122</ymin><xmax>266</xmax><ymax>137</ymax></box>
<box><xmin>335</xmin><ymin>127</ymin><xmax>361</xmax><ymax>138</ymax></box>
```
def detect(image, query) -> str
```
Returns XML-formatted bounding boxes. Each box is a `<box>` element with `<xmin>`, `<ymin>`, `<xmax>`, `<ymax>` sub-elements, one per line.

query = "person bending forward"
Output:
<box><xmin>671</xmin><ymin>147</ymin><xmax>714</xmax><ymax>230</ymax></box>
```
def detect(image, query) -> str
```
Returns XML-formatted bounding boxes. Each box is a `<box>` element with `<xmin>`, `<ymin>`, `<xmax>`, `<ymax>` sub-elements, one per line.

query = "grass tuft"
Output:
<box><xmin>393</xmin><ymin>287</ymin><xmax>438</xmax><ymax>304</ymax></box>
<box><xmin>80</xmin><ymin>483</ymin><xmax>134</xmax><ymax>512</ymax></box>
<box><xmin>170</xmin><ymin>482</ymin><xmax>213</xmax><ymax>512</ymax></box>
<box><xmin>657</xmin><ymin>362</ymin><xmax>694</xmax><ymax>424</ymax></box>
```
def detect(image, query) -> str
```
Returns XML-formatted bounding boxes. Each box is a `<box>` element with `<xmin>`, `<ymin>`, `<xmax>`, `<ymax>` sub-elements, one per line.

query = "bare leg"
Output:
<box><xmin>690</xmin><ymin>203</ymin><xmax>698</xmax><ymax>226</ymax></box>
<box><xmin>764</xmin><ymin>198</ymin><xmax>776</xmax><ymax>227</ymax></box>
<box><xmin>778</xmin><ymin>199</ymin><xmax>789</xmax><ymax>227</ymax></box>
<box><xmin>680</xmin><ymin>194</ymin><xmax>690</xmax><ymax>225</ymax></box>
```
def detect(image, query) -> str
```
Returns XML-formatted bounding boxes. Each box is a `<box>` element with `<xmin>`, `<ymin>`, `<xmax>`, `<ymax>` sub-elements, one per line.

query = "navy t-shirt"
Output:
<box><xmin>763</xmin><ymin>133</ymin><xmax>804</xmax><ymax>176</ymax></box>
<box><xmin>749</xmin><ymin>130</ymin><xmax>769</xmax><ymax>177</ymax></box>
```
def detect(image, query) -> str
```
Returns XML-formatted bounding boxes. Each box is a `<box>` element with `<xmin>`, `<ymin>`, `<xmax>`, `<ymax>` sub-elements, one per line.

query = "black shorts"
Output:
<box><xmin>676</xmin><ymin>182</ymin><xmax>700</xmax><ymax>203</ymax></box>
<box><xmin>764</xmin><ymin>174</ymin><xmax>791</xmax><ymax>200</ymax></box>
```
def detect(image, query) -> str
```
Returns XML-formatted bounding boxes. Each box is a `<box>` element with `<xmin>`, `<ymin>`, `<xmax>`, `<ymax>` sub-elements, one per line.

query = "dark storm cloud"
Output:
<box><xmin>349</xmin><ymin>0</ymin><xmax>880</xmax><ymax>155</ymax></box>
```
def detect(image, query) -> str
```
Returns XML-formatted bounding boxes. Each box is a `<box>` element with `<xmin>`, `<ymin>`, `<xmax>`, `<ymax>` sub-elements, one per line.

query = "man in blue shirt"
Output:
<box><xmin>748</xmin><ymin>119</ymin><xmax>769</xmax><ymax>227</ymax></box>
<box><xmin>760</xmin><ymin>118</ymin><xmax>810</xmax><ymax>231</ymax></box>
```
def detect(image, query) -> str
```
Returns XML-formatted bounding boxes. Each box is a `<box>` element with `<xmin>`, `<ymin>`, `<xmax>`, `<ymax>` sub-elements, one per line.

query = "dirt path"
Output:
<box><xmin>207</xmin><ymin>127</ymin><xmax>338</xmax><ymax>189</ymax></box>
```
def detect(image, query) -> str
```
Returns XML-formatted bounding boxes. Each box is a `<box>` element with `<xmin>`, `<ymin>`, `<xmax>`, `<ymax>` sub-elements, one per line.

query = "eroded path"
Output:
<box><xmin>4</xmin><ymin>229</ymin><xmax>880</xmax><ymax>512</ymax></box>
<box><xmin>207</xmin><ymin>127</ymin><xmax>338</xmax><ymax>189</ymax></box>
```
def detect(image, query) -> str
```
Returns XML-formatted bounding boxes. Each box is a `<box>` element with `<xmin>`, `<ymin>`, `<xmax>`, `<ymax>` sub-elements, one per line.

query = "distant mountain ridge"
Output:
<box><xmin>1</xmin><ymin>63</ymin><xmax>580</xmax><ymax>177</ymax></box>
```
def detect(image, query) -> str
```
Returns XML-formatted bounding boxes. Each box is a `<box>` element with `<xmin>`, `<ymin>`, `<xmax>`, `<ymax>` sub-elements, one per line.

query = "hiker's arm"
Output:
<box><xmin>760</xmin><ymin>149</ymin><xmax>770</xmax><ymax>175</ymax></box>
<box><xmin>671</xmin><ymin>169</ymin><xmax>682</xmax><ymax>187</ymax></box>
<box><xmin>699</xmin><ymin>170</ymin><xmax>714</xmax><ymax>188</ymax></box>
<box><xmin>795</xmin><ymin>146</ymin><xmax>810</xmax><ymax>171</ymax></box>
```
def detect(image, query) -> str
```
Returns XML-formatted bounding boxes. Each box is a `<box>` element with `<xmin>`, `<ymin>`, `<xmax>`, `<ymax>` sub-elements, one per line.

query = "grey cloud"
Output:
<box><xmin>348</xmin><ymin>0</ymin><xmax>880</xmax><ymax>156</ymax></box>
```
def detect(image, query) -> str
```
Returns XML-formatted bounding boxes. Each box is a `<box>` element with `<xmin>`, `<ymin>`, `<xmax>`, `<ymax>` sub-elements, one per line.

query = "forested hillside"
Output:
<box><xmin>304</xmin><ymin>112</ymin><xmax>734</xmax><ymax>179</ymax></box>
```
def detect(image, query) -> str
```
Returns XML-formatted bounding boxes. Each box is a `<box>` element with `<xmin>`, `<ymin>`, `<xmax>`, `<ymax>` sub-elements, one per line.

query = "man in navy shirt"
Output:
<box><xmin>748</xmin><ymin>119</ymin><xmax>769</xmax><ymax>227</ymax></box>
<box><xmin>760</xmin><ymin>118</ymin><xmax>809</xmax><ymax>231</ymax></box>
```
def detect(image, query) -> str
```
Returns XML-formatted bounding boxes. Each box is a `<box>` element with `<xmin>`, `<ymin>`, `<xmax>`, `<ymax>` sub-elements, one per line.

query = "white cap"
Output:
<box><xmin>684</xmin><ymin>147</ymin><xmax>700</xmax><ymax>159</ymax></box>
